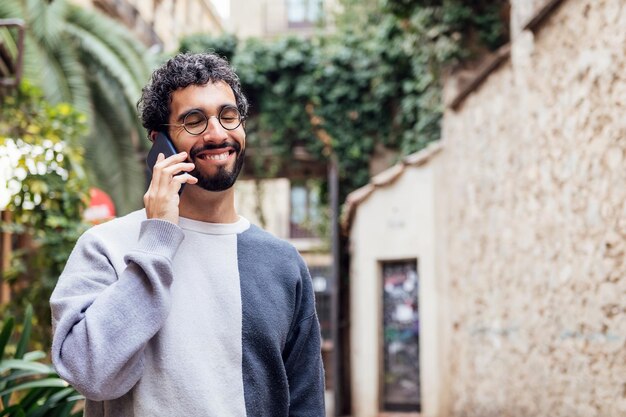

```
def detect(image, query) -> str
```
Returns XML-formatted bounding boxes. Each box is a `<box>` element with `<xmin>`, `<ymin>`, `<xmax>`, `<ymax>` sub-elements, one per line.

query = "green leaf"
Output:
<box><xmin>0</xmin><ymin>404</ymin><xmax>26</xmax><ymax>417</ymax></box>
<box><xmin>0</xmin><ymin>359</ymin><xmax>53</xmax><ymax>374</ymax></box>
<box><xmin>15</xmin><ymin>305</ymin><xmax>33</xmax><ymax>360</ymax></box>
<box><xmin>0</xmin><ymin>378</ymin><xmax>68</xmax><ymax>398</ymax></box>
<box><xmin>0</xmin><ymin>317</ymin><xmax>15</xmax><ymax>359</ymax></box>
<box><xmin>49</xmin><ymin>400</ymin><xmax>78</xmax><ymax>417</ymax></box>
<box><xmin>1</xmin><ymin>370</ymin><xmax>44</xmax><ymax>384</ymax></box>
<box><xmin>25</xmin><ymin>387</ymin><xmax>77</xmax><ymax>417</ymax></box>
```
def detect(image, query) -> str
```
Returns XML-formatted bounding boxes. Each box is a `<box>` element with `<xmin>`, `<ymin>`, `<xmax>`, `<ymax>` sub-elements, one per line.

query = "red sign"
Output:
<box><xmin>84</xmin><ymin>187</ymin><xmax>116</xmax><ymax>223</ymax></box>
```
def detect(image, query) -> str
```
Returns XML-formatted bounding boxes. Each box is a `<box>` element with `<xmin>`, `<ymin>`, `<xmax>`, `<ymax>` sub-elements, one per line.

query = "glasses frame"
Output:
<box><xmin>162</xmin><ymin>106</ymin><xmax>243</xmax><ymax>135</ymax></box>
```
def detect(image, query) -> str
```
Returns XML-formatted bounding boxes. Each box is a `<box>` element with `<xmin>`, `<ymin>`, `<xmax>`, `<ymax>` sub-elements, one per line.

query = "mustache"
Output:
<box><xmin>190</xmin><ymin>141</ymin><xmax>241</xmax><ymax>160</ymax></box>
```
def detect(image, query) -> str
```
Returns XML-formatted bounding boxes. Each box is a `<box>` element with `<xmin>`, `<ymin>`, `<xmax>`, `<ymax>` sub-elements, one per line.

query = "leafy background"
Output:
<box><xmin>0</xmin><ymin>0</ymin><xmax>153</xmax><ymax>215</ymax></box>
<box><xmin>0</xmin><ymin>0</ymin><xmax>509</xmax><ymax>412</ymax></box>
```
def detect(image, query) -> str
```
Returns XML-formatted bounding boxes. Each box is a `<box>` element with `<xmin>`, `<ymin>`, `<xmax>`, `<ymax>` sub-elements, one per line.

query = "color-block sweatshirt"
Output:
<box><xmin>50</xmin><ymin>210</ymin><xmax>325</xmax><ymax>417</ymax></box>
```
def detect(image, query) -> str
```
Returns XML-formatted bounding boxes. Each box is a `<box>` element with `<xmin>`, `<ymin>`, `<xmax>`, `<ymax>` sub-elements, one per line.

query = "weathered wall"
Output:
<box><xmin>510</xmin><ymin>0</ymin><xmax>554</xmax><ymax>38</ymax></box>
<box><xmin>440</xmin><ymin>0</ymin><xmax>626</xmax><ymax>416</ymax></box>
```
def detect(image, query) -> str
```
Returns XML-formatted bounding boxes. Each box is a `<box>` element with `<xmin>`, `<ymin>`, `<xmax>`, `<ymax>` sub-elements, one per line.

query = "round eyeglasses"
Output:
<box><xmin>163</xmin><ymin>106</ymin><xmax>243</xmax><ymax>135</ymax></box>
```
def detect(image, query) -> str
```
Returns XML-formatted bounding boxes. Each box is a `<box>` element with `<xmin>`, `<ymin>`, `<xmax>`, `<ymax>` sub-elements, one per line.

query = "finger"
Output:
<box><xmin>164</xmin><ymin>174</ymin><xmax>197</xmax><ymax>197</ymax></box>
<box><xmin>154</xmin><ymin>151</ymin><xmax>188</xmax><ymax>169</ymax></box>
<box><xmin>152</xmin><ymin>153</ymin><xmax>189</xmax><ymax>190</ymax></box>
<box><xmin>170</xmin><ymin>174</ymin><xmax>198</xmax><ymax>193</ymax></box>
<box><xmin>161</xmin><ymin>162</ymin><xmax>196</xmax><ymax>177</ymax></box>
<box><xmin>158</xmin><ymin>162</ymin><xmax>194</xmax><ymax>187</ymax></box>
<box><xmin>171</xmin><ymin>173</ymin><xmax>198</xmax><ymax>186</ymax></box>
<box><xmin>152</xmin><ymin>152</ymin><xmax>188</xmax><ymax>181</ymax></box>
<box><xmin>149</xmin><ymin>153</ymin><xmax>167</xmax><ymax>192</ymax></box>
<box><xmin>146</xmin><ymin>153</ymin><xmax>169</xmax><ymax>198</ymax></box>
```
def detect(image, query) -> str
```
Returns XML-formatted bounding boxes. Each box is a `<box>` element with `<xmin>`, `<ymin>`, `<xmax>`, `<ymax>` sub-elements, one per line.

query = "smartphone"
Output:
<box><xmin>146</xmin><ymin>131</ymin><xmax>186</xmax><ymax>195</ymax></box>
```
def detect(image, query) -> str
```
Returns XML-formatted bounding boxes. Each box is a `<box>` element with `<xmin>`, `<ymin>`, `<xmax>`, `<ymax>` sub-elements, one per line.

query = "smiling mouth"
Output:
<box><xmin>196</xmin><ymin>150</ymin><xmax>235</xmax><ymax>161</ymax></box>
<box><xmin>191</xmin><ymin>141</ymin><xmax>241</xmax><ymax>163</ymax></box>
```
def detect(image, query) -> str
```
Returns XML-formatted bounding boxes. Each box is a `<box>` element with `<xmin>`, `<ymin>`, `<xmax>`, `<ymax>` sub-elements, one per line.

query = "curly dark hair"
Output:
<box><xmin>137</xmin><ymin>52</ymin><xmax>249</xmax><ymax>135</ymax></box>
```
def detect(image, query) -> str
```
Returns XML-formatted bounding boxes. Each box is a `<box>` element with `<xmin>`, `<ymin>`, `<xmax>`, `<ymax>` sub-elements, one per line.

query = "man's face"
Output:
<box><xmin>168</xmin><ymin>81</ymin><xmax>246</xmax><ymax>192</ymax></box>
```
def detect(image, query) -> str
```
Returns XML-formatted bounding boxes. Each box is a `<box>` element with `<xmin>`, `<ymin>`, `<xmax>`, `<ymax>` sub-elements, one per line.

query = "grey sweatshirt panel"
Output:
<box><xmin>237</xmin><ymin>225</ymin><xmax>325</xmax><ymax>417</ymax></box>
<box><xmin>51</xmin><ymin>213</ymin><xmax>183</xmax><ymax>401</ymax></box>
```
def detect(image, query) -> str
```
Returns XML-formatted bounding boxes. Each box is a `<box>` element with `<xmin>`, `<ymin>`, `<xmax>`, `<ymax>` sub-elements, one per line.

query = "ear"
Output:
<box><xmin>149</xmin><ymin>130</ymin><xmax>158</xmax><ymax>142</ymax></box>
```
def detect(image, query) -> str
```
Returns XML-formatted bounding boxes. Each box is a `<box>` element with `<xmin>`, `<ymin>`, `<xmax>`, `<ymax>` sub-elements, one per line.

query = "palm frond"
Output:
<box><xmin>0</xmin><ymin>0</ymin><xmax>22</xmax><ymax>19</ymax></box>
<box><xmin>83</xmin><ymin>53</ymin><xmax>146</xmax><ymax>148</ymax></box>
<box><xmin>66</xmin><ymin>5</ymin><xmax>152</xmax><ymax>85</ymax></box>
<box><xmin>23</xmin><ymin>35</ymin><xmax>73</xmax><ymax>105</ymax></box>
<box><xmin>0</xmin><ymin>27</ymin><xmax>17</xmax><ymax>59</ymax></box>
<box><xmin>24</xmin><ymin>0</ymin><xmax>67</xmax><ymax>49</ymax></box>
<box><xmin>87</xmin><ymin>115</ymin><xmax>145</xmax><ymax>214</ymax></box>
<box><xmin>52</xmin><ymin>41</ymin><xmax>91</xmax><ymax>117</ymax></box>
<box><xmin>87</xmin><ymin>70</ymin><xmax>146</xmax><ymax>214</ymax></box>
<box><xmin>64</xmin><ymin>22</ymin><xmax>143</xmax><ymax>113</ymax></box>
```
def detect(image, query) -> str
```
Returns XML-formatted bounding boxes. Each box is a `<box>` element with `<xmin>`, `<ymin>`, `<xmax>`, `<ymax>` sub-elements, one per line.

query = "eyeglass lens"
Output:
<box><xmin>183</xmin><ymin>106</ymin><xmax>241</xmax><ymax>135</ymax></box>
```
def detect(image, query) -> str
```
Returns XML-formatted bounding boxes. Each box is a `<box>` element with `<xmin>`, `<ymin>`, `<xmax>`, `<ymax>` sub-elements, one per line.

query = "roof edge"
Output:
<box><xmin>341</xmin><ymin>141</ymin><xmax>443</xmax><ymax>234</ymax></box>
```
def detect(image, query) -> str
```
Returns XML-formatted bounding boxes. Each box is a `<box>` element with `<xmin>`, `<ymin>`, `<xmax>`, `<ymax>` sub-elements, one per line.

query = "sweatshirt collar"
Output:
<box><xmin>178</xmin><ymin>215</ymin><xmax>250</xmax><ymax>235</ymax></box>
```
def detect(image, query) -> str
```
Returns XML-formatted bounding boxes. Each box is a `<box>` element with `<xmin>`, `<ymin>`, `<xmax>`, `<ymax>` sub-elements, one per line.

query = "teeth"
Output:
<box><xmin>203</xmin><ymin>152</ymin><xmax>229</xmax><ymax>161</ymax></box>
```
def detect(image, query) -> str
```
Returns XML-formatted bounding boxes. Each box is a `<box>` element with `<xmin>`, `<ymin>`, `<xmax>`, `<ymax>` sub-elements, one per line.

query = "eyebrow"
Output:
<box><xmin>175</xmin><ymin>108</ymin><xmax>202</xmax><ymax>123</ymax></box>
<box><xmin>175</xmin><ymin>104</ymin><xmax>238</xmax><ymax>123</ymax></box>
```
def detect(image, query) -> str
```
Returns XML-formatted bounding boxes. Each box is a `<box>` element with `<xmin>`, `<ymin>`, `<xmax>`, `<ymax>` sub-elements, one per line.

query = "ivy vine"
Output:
<box><xmin>178</xmin><ymin>0</ymin><xmax>508</xmax><ymax>203</ymax></box>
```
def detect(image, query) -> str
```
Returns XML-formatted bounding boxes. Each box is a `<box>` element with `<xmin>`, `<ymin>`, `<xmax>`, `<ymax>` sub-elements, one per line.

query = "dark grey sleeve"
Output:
<box><xmin>50</xmin><ymin>219</ymin><xmax>183</xmax><ymax>401</ymax></box>
<box><xmin>283</xmin><ymin>257</ymin><xmax>326</xmax><ymax>417</ymax></box>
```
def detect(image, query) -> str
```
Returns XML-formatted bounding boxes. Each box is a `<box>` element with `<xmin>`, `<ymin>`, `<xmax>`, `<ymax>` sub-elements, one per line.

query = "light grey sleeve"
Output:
<box><xmin>50</xmin><ymin>219</ymin><xmax>184</xmax><ymax>401</ymax></box>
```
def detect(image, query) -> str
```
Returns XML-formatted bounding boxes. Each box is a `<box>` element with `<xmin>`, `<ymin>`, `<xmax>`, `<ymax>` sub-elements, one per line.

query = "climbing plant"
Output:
<box><xmin>178</xmin><ymin>0</ymin><xmax>508</xmax><ymax>200</ymax></box>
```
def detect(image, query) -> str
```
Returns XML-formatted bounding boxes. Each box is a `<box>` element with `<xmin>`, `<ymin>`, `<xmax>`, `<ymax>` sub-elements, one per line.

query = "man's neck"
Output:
<box><xmin>178</xmin><ymin>185</ymin><xmax>239</xmax><ymax>224</ymax></box>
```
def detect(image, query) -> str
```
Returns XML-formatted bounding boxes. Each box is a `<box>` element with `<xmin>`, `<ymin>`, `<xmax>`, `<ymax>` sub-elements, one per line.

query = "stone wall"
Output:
<box><xmin>440</xmin><ymin>0</ymin><xmax>626</xmax><ymax>416</ymax></box>
<box><xmin>510</xmin><ymin>0</ymin><xmax>555</xmax><ymax>37</ymax></box>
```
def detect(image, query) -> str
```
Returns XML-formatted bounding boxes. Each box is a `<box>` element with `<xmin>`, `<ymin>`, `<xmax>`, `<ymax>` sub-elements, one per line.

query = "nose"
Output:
<box><xmin>202</xmin><ymin>116</ymin><xmax>228</xmax><ymax>142</ymax></box>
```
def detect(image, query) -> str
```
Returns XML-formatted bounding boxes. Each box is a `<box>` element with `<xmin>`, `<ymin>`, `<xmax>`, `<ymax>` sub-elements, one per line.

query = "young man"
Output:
<box><xmin>50</xmin><ymin>53</ymin><xmax>325</xmax><ymax>417</ymax></box>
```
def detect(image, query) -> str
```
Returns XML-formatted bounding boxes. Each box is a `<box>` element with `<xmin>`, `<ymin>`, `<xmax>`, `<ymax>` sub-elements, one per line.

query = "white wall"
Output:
<box><xmin>349</xmin><ymin>156</ymin><xmax>445</xmax><ymax>417</ymax></box>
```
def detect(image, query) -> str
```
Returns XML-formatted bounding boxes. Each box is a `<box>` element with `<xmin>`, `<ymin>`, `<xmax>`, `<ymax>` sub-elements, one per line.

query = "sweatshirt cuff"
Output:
<box><xmin>135</xmin><ymin>219</ymin><xmax>185</xmax><ymax>260</ymax></box>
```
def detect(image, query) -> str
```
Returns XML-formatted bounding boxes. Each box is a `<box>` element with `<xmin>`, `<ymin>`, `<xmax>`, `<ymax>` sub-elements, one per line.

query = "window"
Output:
<box><xmin>381</xmin><ymin>260</ymin><xmax>420</xmax><ymax>412</ymax></box>
<box><xmin>289</xmin><ymin>179</ymin><xmax>322</xmax><ymax>238</ymax></box>
<box><xmin>286</xmin><ymin>0</ymin><xmax>323</xmax><ymax>27</ymax></box>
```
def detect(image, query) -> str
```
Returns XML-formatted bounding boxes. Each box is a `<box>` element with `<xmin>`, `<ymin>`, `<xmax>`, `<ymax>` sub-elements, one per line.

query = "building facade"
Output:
<box><xmin>228</xmin><ymin>0</ymin><xmax>339</xmax><ymax>39</ymax></box>
<box><xmin>71</xmin><ymin>0</ymin><xmax>224</xmax><ymax>51</ymax></box>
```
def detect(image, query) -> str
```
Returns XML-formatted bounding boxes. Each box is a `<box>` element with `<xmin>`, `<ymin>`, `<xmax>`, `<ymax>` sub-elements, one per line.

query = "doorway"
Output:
<box><xmin>381</xmin><ymin>259</ymin><xmax>420</xmax><ymax>412</ymax></box>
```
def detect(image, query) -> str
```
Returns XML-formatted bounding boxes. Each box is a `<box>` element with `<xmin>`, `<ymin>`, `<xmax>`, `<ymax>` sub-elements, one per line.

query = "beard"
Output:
<box><xmin>189</xmin><ymin>141</ymin><xmax>245</xmax><ymax>192</ymax></box>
